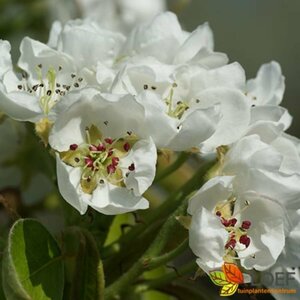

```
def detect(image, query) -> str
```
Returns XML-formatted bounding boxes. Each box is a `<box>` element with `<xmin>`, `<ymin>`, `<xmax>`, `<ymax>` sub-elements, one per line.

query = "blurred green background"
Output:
<box><xmin>0</xmin><ymin>0</ymin><xmax>299</xmax><ymax>137</ymax></box>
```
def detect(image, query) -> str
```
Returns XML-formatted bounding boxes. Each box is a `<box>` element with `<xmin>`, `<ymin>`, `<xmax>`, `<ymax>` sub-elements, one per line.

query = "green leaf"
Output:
<box><xmin>209</xmin><ymin>271</ymin><xmax>230</xmax><ymax>286</ymax></box>
<box><xmin>2</xmin><ymin>219</ymin><xmax>64</xmax><ymax>300</ymax></box>
<box><xmin>63</xmin><ymin>227</ymin><xmax>105</xmax><ymax>300</ymax></box>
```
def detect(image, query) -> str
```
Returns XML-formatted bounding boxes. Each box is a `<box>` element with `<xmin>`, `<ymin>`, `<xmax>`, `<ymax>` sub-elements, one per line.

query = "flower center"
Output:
<box><xmin>17</xmin><ymin>64</ymin><xmax>84</xmax><ymax>115</ymax></box>
<box><xmin>214</xmin><ymin>198</ymin><xmax>253</xmax><ymax>260</ymax></box>
<box><xmin>60</xmin><ymin>125</ymin><xmax>138</xmax><ymax>194</ymax></box>
<box><xmin>164</xmin><ymin>83</ymin><xmax>189</xmax><ymax>119</ymax></box>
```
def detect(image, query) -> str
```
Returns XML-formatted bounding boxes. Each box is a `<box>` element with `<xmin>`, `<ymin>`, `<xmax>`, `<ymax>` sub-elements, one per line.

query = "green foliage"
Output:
<box><xmin>1</xmin><ymin>219</ymin><xmax>64</xmax><ymax>300</ymax></box>
<box><xmin>62</xmin><ymin>227</ymin><xmax>105</xmax><ymax>300</ymax></box>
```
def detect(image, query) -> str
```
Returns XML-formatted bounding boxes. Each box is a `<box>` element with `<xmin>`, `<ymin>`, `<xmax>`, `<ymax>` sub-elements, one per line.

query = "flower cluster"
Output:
<box><xmin>0</xmin><ymin>3</ymin><xmax>299</xmax><ymax>285</ymax></box>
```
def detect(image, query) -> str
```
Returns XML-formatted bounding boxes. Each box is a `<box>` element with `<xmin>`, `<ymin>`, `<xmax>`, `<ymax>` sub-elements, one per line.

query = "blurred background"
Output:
<box><xmin>0</xmin><ymin>0</ymin><xmax>299</xmax><ymax>136</ymax></box>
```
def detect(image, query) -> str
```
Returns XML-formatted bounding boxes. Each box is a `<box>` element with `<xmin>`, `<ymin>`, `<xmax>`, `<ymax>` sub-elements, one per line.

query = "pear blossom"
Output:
<box><xmin>48</xmin><ymin>19</ymin><xmax>125</xmax><ymax>70</ymax></box>
<box><xmin>188</xmin><ymin>133</ymin><xmax>300</xmax><ymax>273</ymax></box>
<box><xmin>246</xmin><ymin>61</ymin><xmax>285</xmax><ymax>106</ymax></box>
<box><xmin>78</xmin><ymin>0</ymin><xmax>167</xmax><ymax>33</ymax></box>
<box><xmin>0</xmin><ymin>38</ymin><xmax>88</xmax><ymax>122</ymax></box>
<box><xmin>262</xmin><ymin>209</ymin><xmax>300</xmax><ymax>299</ymax></box>
<box><xmin>188</xmin><ymin>176</ymin><xmax>288</xmax><ymax>273</ymax></box>
<box><xmin>222</xmin><ymin>134</ymin><xmax>300</xmax><ymax>208</ymax></box>
<box><xmin>121</xmin><ymin>62</ymin><xmax>251</xmax><ymax>151</ymax></box>
<box><xmin>122</xmin><ymin>12</ymin><xmax>228</xmax><ymax>68</ymax></box>
<box><xmin>49</xmin><ymin>89</ymin><xmax>157</xmax><ymax>215</ymax></box>
<box><xmin>244</xmin><ymin>62</ymin><xmax>292</xmax><ymax>143</ymax></box>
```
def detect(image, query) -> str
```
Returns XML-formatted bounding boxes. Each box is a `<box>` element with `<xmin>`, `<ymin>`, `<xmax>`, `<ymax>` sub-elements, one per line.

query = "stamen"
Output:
<box><xmin>128</xmin><ymin>163</ymin><xmax>135</xmax><ymax>171</ymax></box>
<box><xmin>105</xmin><ymin>138</ymin><xmax>113</xmax><ymax>145</ymax></box>
<box><xmin>70</xmin><ymin>144</ymin><xmax>78</xmax><ymax>151</ymax></box>
<box><xmin>239</xmin><ymin>235</ymin><xmax>251</xmax><ymax>248</ymax></box>
<box><xmin>123</xmin><ymin>142</ymin><xmax>130</xmax><ymax>152</ymax></box>
<box><xmin>225</xmin><ymin>239</ymin><xmax>236</xmax><ymax>249</ymax></box>
<box><xmin>241</xmin><ymin>220</ymin><xmax>251</xmax><ymax>230</ymax></box>
<box><xmin>107</xmin><ymin>164</ymin><xmax>116</xmax><ymax>174</ymax></box>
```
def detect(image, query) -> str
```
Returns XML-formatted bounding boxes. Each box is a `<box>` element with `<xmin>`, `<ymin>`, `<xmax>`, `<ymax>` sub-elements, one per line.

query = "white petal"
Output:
<box><xmin>56</xmin><ymin>156</ymin><xmax>88</xmax><ymax>215</ymax></box>
<box><xmin>271</xmin><ymin>135</ymin><xmax>300</xmax><ymax>175</ymax></box>
<box><xmin>96</xmin><ymin>61</ymin><xmax>117</xmax><ymax>91</ymax></box>
<box><xmin>235</xmin><ymin>193</ymin><xmax>286</xmax><ymax>270</ymax></box>
<box><xmin>86</xmin><ymin>183</ymin><xmax>149</xmax><ymax>215</ymax></box>
<box><xmin>49</xmin><ymin>91</ymin><xmax>145</xmax><ymax>151</ymax></box>
<box><xmin>57</xmin><ymin>21</ymin><xmax>125</xmax><ymax>69</ymax></box>
<box><xmin>241</xmin><ymin>221</ymin><xmax>285</xmax><ymax>271</ymax></box>
<box><xmin>223</xmin><ymin>135</ymin><xmax>284</xmax><ymax>175</ymax></box>
<box><xmin>18</xmin><ymin>37</ymin><xmax>75</xmax><ymax>80</ymax></box>
<box><xmin>167</xmin><ymin>107</ymin><xmax>218</xmax><ymax>151</ymax></box>
<box><xmin>122</xmin><ymin>12</ymin><xmax>184</xmax><ymax>63</ymax></box>
<box><xmin>198</xmin><ymin>88</ymin><xmax>251</xmax><ymax>152</ymax></box>
<box><xmin>247</xmin><ymin>106</ymin><xmax>292</xmax><ymax>143</ymax></box>
<box><xmin>0</xmin><ymin>40</ymin><xmax>12</xmax><ymax>79</ymax></box>
<box><xmin>111</xmin><ymin>57</ymin><xmax>173</xmax><ymax>95</ymax></box>
<box><xmin>174</xmin><ymin>22</ymin><xmax>214</xmax><ymax>64</ymax></box>
<box><xmin>189</xmin><ymin>207</ymin><xmax>228</xmax><ymax>270</ymax></box>
<box><xmin>121</xmin><ymin>138</ymin><xmax>157</xmax><ymax>196</ymax></box>
<box><xmin>47</xmin><ymin>21</ymin><xmax>62</xmax><ymax>48</ymax></box>
<box><xmin>189</xmin><ymin>48</ymin><xmax>229</xmax><ymax>69</ymax></box>
<box><xmin>135</xmin><ymin>91</ymin><xmax>179</xmax><ymax>149</ymax></box>
<box><xmin>0</xmin><ymin>89</ymin><xmax>42</xmax><ymax>122</ymax></box>
<box><xmin>246</xmin><ymin>61</ymin><xmax>285</xmax><ymax>105</ymax></box>
<box><xmin>188</xmin><ymin>176</ymin><xmax>234</xmax><ymax>215</ymax></box>
<box><xmin>235</xmin><ymin>169</ymin><xmax>300</xmax><ymax>210</ymax></box>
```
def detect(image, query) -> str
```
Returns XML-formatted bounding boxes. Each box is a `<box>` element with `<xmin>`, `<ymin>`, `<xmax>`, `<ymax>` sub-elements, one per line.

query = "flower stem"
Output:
<box><xmin>104</xmin><ymin>199</ymin><xmax>189</xmax><ymax>299</ymax></box>
<box><xmin>135</xmin><ymin>260</ymin><xmax>197</xmax><ymax>293</ymax></box>
<box><xmin>144</xmin><ymin>238</ymin><xmax>188</xmax><ymax>270</ymax></box>
<box><xmin>102</xmin><ymin>154</ymin><xmax>216</xmax><ymax>259</ymax></box>
<box><xmin>154</xmin><ymin>152</ymin><xmax>190</xmax><ymax>182</ymax></box>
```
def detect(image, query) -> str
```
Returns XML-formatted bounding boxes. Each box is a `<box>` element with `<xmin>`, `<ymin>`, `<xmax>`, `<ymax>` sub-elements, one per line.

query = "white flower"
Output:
<box><xmin>129</xmin><ymin>62</ymin><xmax>251</xmax><ymax>151</ymax></box>
<box><xmin>262</xmin><ymin>208</ymin><xmax>300</xmax><ymax>299</ymax></box>
<box><xmin>0</xmin><ymin>38</ymin><xmax>89</xmax><ymax>122</ymax></box>
<box><xmin>245</xmin><ymin>62</ymin><xmax>291</xmax><ymax>143</ymax></box>
<box><xmin>246</xmin><ymin>61</ymin><xmax>285</xmax><ymax>106</ymax></box>
<box><xmin>48</xmin><ymin>19</ymin><xmax>125</xmax><ymax>70</ymax></box>
<box><xmin>222</xmin><ymin>134</ymin><xmax>300</xmax><ymax>208</ymax></box>
<box><xmin>49</xmin><ymin>89</ymin><xmax>157</xmax><ymax>215</ymax></box>
<box><xmin>78</xmin><ymin>0</ymin><xmax>167</xmax><ymax>33</ymax></box>
<box><xmin>188</xmin><ymin>176</ymin><xmax>287</xmax><ymax>272</ymax></box>
<box><xmin>122</xmin><ymin>12</ymin><xmax>228</xmax><ymax>67</ymax></box>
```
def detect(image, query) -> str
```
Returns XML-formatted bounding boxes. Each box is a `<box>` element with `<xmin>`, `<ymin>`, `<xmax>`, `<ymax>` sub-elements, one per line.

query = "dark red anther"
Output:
<box><xmin>70</xmin><ymin>144</ymin><xmax>78</xmax><ymax>151</ymax></box>
<box><xmin>112</xmin><ymin>157</ymin><xmax>119</xmax><ymax>166</ymax></box>
<box><xmin>221</xmin><ymin>218</ymin><xmax>230</xmax><ymax>227</ymax></box>
<box><xmin>107</xmin><ymin>164</ymin><xmax>116</xmax><ymax>174</ymax></box>
<box><xmin>229</xmin><ymin>218</ymin><xmax>237</xmax><ymax>227</ymax></box>
<box><xmin>85</xmin><ymin>156</ymin><xmax>94</xmax><ymax>168</ymax></box>
<box><xmin>239</xmin><ymin>235</ymin><xmax>251</xmax><ymax>248</ymax></box>
<box><xmin>241</xmin><ymin>220</ymin><xmax>252</xmax><ymax>230</ymax></box>
<box><xmin>128</xmin><ymin>163</ymin><xmax>135</xmax><ymax>171</ymax></box>
<box><xmin>108</xmin><ymin>148</ymin><xmax>114</xmax><ymax>157</ymax></box>
<box><xmin>89</xmin><ymin>145</ymin><xmax>98</xmax><ymax>151</ymax></box>
<box><xmin>123</xmin><ymin>142</ymin><xmax>130</xmax><ymax>152</ymax></box>
<box><xmin>97</xmin><ymin>143</ymin><xmax>106</xmax><ymax>151</ymax></box>
<box><xmin>225</xmin><ymin>239</ymin><xmax>236</xmax><ymax>249</ymax></box>
<box><xmin>105</xmin><ymin>138</ymin><xmax>113</xmax><ymax>144</ymax></box>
